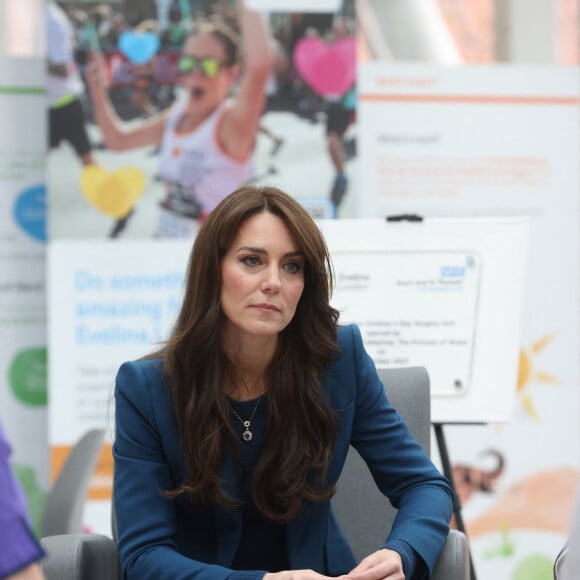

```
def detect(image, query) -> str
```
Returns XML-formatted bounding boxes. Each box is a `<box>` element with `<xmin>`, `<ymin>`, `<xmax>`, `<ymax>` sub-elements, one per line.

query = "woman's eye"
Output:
<box><xmin>242</xmin><ymin>255</ymin><xmax>261</xmax><ymax>267</ymax></box>
<box><xmin>284</xmin><ymin>262</ymin><xmax>302</xmax><ymax>274</ymax></box>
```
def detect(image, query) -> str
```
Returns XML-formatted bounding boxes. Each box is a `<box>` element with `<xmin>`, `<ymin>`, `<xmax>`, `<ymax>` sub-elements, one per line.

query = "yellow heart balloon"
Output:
<box><xmin>80</xmin><ymin>165</ymin><xmax>108</xmax><ymax>203</ymax></box>
<box><xmin>80</xmin><ymin>165</ymin><xmax>146</xmax><ymax>218</ymax></box>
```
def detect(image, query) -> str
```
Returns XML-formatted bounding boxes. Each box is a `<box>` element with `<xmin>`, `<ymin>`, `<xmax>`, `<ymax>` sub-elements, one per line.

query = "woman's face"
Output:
<box><xmin>179</xmin><ymin>32</ymin><xmax>238</xmax><ymax>113</ymax></box>
<box><xmin>220</xmin><ymin>211</ymin><xmax>305</xmax><ymax>342</ymax></box>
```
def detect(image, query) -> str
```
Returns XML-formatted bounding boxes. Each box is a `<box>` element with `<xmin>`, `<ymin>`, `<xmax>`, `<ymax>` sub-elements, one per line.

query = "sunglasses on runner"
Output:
<box><xmin>177</xmin><ymin>55</ymin><xmax>224</xmax><ymax>78</ymax></box>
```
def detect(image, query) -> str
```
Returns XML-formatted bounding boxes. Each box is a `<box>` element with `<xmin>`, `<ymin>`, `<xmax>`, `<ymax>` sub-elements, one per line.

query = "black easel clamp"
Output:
<box><xmin>385</xmin><ymin>214</ymin><xmax>424</xmax><ymax>222</ymax></box>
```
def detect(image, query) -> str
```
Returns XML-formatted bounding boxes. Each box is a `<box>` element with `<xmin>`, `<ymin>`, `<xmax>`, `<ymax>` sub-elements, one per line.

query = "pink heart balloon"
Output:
<box><xmin>293</xmin><ymin>37</ymin><xmax>356</xmax><ymax>97</ymax></box>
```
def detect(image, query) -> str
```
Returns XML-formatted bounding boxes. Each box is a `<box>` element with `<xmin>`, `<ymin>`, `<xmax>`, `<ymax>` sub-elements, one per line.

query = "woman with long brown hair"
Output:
<box><xmin>113</xmin><ymin>185</ymin><xmax>453</xmax><ymax>579</ymax></box>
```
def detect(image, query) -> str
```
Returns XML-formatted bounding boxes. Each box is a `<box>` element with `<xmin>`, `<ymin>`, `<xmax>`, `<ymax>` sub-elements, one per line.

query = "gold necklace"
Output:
<box><xmin>229</xmin><ymin>395</ymin><xmax>263</xmax><ymax>443</ymax></box>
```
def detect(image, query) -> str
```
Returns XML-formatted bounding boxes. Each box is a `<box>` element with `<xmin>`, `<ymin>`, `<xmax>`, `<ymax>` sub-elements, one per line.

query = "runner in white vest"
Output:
<box><xmin>155</xmin><ymin>97</ymin><xmax>252</xmax><ymax>238</ymax></box>
<box><xmin>85</xmin><ymin>0</ymin><xmax>272</xmax><ymax>238</ymax></box>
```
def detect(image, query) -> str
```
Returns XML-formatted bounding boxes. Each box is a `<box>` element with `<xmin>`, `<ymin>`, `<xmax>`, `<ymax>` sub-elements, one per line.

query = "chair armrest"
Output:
<box><xmin>554</xmin><ymin>543</ymin><xmax>569</xmax><ymax>579</ymax></box>
<box><xmin>41</xmin><ymin>534</ymin><xmax>119</xmax><ymax>580</ymax></box>
<box><xmin>432</xmin><ymin>530</ymin><xmax>470</xmax><ymax>580</ymax></box>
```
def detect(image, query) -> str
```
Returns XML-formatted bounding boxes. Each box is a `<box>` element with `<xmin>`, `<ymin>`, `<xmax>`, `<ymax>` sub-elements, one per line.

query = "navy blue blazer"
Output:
<box><xmin>113</xmin><ymin>324</ymin><xmax>452</xmax><ymax>579</ymax></box>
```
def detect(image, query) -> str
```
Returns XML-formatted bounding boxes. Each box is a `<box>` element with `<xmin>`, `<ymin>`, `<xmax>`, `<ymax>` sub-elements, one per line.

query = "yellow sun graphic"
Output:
<box><xmin>516</xmin><ymin>333</ymin><xmax>560</xmax><ymax>421</ymax></box>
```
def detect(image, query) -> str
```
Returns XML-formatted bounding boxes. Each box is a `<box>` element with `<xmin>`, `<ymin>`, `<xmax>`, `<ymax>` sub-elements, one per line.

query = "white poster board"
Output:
<box><xmin>357</xmin><ymin>63</ymin><xmax>580</xmax><ymax>219</ymax></box>
<box><xmin>331</xmin><ymin>249</ymin><xmax>481</xmax><ymax>397</ymax></box>
<box><xmin>319</xmin><ymin>217</ymin><xmax>530</xmax><ymax>424</ymax></box>
<box><xmin>48</xmin><ymin>239</ymin><xmax>191</xmax><ymax>531</ymax></box>
<box><xmin>48</xmin><ymin>240</ymin><xmax>191</xmax><ymax>439</ymax></box>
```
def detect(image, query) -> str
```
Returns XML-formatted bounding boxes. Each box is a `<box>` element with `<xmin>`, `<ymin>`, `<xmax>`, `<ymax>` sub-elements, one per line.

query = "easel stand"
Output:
<box><xmin>433</xmin><ymin>422</ymin><xmax>478</xmax><ymax>580</ymax></box>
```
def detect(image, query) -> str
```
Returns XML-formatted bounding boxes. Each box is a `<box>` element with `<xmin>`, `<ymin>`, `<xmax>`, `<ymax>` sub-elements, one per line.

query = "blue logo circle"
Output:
<box><xmin>13</xmin><ymin>184</ymin><xmax>47</xmax><ymax>242</ymax></box>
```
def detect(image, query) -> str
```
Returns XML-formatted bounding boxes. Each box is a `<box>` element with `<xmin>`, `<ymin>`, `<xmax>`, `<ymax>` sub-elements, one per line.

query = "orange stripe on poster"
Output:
<box><xmin>359</xmin><ymin>93</ymin><xmax>580</xmax><ymax>106</ymax></box>
<box><xmin>51</xmin><ymin>443</ymin><xmax>113</xmax><ymax>501</ymax></box>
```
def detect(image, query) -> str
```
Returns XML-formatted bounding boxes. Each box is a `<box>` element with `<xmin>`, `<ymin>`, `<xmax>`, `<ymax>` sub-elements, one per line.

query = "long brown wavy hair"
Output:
<box><xmin>158</xmin><ymin>185</ymin><xmax>340</xmax><ymax>522</ymax></box>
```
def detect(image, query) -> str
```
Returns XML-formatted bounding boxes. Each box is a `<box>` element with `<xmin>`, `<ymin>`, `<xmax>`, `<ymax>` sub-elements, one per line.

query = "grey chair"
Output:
<box><xmin>41</xmin><ymin>368</ymin><xmax>469</xmax><ymax>579</ymax></box>
<box><xmin>41</xmin><ymin>533</ymin><xmax>119</xmax><ymax>580</ymax></box>
<box><xmin>554</xmin><ymin>543</ymin><xmax>569</xmax><ymax>578</ymax></box>
<box><xmin>332</xmin><ymin>366</ymin><xmax>470</xmax><ymax>579</ymax></box>
<box><xmin>42</xmin><ymin>428</ymin><xmax>105</xmax><ymax>537</ymax></box>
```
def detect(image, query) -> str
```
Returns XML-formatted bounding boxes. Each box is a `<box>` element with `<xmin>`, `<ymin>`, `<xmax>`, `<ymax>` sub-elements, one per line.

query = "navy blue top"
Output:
<box><xmin>229</xmin><ymin>396</ymin><xmax>289</xmax><ymax>573</ymax></box>
<box><xmin>226</xmin><ymin>396</ymin><xmax>425</xmax><ymax>580</ymax></box>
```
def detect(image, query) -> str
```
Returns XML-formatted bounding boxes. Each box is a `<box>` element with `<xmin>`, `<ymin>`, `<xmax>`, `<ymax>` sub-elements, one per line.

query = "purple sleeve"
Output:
<box><xmin>0</xmin><ymin>424</ymin><xmax>44</xmax><ymax>577</ymax></box>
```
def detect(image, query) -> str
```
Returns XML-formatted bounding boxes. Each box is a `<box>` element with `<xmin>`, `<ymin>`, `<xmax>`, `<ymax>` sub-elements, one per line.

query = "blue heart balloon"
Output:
<box><xmin>118</xmin><ymin>30</ymin><xmax>160</xmax><ymax>64</ymax></box>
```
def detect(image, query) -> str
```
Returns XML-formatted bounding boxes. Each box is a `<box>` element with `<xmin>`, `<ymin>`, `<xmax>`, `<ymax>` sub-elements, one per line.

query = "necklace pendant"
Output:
<box><xmin>230</xmin><ymin>400</ymin><xmax>262</xmax><ymax>444</ymax></box>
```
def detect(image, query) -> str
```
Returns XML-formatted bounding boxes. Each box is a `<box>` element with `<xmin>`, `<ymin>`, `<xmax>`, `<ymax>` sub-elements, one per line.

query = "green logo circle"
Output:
<box><xmin>9</xmin><ymin>348</ymin><xmax>48</xmax><ymax>406</ymax></box>
<box><xmin>512</xmin><ymin>554</ymin><xmax>554</xmax><ymax>580</ymax></box>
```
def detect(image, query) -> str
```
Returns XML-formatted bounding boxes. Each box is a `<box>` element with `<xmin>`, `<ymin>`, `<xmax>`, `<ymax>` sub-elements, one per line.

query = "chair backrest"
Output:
<box><xmin>331</xmin><ymin>366</ymin><xmax>431</xmax><ymax>561</ymax></box>
<box><xmin>41</xmin><ymin>533</ymin><xmax>119</xmax><ymax>580</ymax></box>
<box><xmin>42</xmin><ymin>428</ymin><xmax>105</xmax><ymax>537</ymax></box>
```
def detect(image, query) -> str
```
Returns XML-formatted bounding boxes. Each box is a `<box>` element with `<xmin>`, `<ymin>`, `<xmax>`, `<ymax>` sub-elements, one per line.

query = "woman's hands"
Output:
<box><xmin>262</xmin><ymin>549</ymin><xmax>404</xmax><ymax>580</ymax></box>
<box><xmin>347</xmin><ymin>549</ymin><xmax>404</xmax><ymax>580</ymax></box>
<box><xmin>264</xmin><ymin>572</ymin><xmax>349</xmax><ymax>580</ymax></box>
